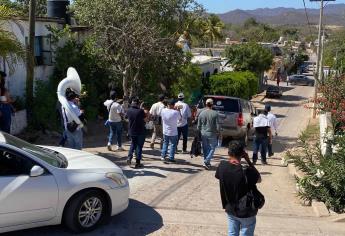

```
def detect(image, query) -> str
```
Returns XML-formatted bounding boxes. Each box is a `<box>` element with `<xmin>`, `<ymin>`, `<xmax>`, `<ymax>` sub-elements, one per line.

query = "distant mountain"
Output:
<box><xmin>218</xmin><ymin>4</ymin><xmax>345</xmax><ymax>26</ymax></box>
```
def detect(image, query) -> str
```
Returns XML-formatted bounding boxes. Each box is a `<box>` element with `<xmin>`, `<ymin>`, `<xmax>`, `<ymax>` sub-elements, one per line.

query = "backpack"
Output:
<box><xmin>228</xmin><ymin>166</ymin><xmax>265</xmax><ymax>218</ymax></box>
<box><xmin>190</xmin><ymin>132</ymin><xmax>202</xmax><ymax>157</ymax></box>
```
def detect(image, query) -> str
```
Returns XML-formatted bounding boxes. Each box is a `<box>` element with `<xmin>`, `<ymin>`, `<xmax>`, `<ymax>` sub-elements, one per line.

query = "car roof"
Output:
<box><xmin>204</xmin><ymin>95</ymin><xmax>242</xmax><ymax>100</ymax></box>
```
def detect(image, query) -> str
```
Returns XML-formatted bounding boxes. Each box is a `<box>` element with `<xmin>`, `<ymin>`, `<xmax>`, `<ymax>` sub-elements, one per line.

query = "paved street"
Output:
<box><xmin>5</xmin><ymin>81</ymin><xmax>345</xmax><ymax>236</ymax></box>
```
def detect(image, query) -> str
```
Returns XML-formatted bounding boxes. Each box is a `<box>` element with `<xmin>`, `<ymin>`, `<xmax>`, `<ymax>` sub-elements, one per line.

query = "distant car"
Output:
<box><xmin>197</xmin><ymin>95</ymin><xmax>256</xmax><ymax>144</ymax></box>
<box><xmin>266</xmin><ymin>86</ymin><xmax>283</xmax><ymax>98</ymax></box>
<box><xmin>0</xmin><ymin>132</ymin><xmax>129</xmax><ymax>234</ymax></box>
<box><xmin>288</xmin><ymin>75</ymin><xmax>315</xmax><ymax>86</ymax></box>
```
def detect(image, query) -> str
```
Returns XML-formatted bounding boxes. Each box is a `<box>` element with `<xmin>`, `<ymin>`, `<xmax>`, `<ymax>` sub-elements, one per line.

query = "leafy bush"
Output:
<box><xmin>287</xmin><ymin>128</ymin><xmax>345</xmax><ymax>213</ymax></box>
<box><xmin>31</xmin><ymin>80</ymin><xmax>59</xmax><ymax>131</ymax></box>
<box><xmin>209</xmin><ymin>71</ymin><xmax>258</xmax><ymax>99</ymax></box>
<box><xmin>171</xmin><ymin>63</ymin><xmax>202</xmax><ymax>104</ymax></box>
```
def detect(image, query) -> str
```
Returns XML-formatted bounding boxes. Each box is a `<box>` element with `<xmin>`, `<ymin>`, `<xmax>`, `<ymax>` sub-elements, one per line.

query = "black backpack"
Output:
<box><xmin>190</xmin><ymin>132</ymin><xmax>202</xmax><ymax>157</ymax></box>
<box><xmin>228</xmin><ymin>166</ymin><xmax>265</xmax><ymax>218</ymax></box>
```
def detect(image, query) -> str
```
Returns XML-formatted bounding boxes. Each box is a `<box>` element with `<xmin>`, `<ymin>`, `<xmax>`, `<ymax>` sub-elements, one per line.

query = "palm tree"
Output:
<box><xmin>0</xmin><ymin>5</ymin><xmax>24</xmax><ymax>72</ymax></box>
<box><xmin>203</xmin><ymin>14</ymin><xmax>225</xmax><ymax>48</ymax></box>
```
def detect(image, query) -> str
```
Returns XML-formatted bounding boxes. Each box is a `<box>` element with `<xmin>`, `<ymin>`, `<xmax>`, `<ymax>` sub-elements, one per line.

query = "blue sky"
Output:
<box><xmin>197</xmin><ymin>0</ymin><xmax>345</xmax><ymax>13</ymax></box>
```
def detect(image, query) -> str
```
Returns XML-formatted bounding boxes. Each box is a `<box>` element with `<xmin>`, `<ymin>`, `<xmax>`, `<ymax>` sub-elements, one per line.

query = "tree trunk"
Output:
<box><xmin>130</xmin><ymin>70</ymin><xmax>140</xmax><ymax>98</ymax></box>
<box><xmin>123</xmin><ymin>74</ymin><xmax>129</xmax><ymax>97</ymax></box>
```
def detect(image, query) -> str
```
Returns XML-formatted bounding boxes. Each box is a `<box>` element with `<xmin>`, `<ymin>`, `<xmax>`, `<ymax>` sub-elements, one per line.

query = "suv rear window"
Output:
<box><xmin>202</xmin><ymin>97</ymin><xmax>240</xmax><ymax>112</ymax></box>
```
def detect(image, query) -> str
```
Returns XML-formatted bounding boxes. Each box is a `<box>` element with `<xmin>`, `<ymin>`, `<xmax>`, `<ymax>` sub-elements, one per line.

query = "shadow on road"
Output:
<box><xmin>2</xmin><ymin>199</ymin><xmax>163</xmax><ymax>236</ymax></box>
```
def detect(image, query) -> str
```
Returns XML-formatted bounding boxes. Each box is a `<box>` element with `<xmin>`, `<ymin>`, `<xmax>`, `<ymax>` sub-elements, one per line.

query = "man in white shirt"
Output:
<box><xmin>161</xmin><ymin>99</ymin><xmax>181</xmax><ymax>163</ymax></box>
<box><xmin>149</xmin><ymin>94</ymin><xmax>165</xmax><ymax>149</ymax></box>
<box><xmin>252</xmin><ymin>110</ymin><xmax>272</xmax><ymax>165</ymax></box>
<box><xmin>104</xmin><ymin>91</ymin><xmax>124</xmax><ymax>151</ymax></box>
<box><xmin>265</xmin><ymin>105</ymin><xmax>278</xmax><ymax>157</ymax></box>
<box><xmin>175</xmin><ymin>93</ymin><xmax>191</xmax><ymax>154</ymax></box>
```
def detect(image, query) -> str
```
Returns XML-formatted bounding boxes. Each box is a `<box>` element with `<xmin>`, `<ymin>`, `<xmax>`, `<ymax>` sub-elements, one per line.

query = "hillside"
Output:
<box><xmin>218</xmin><ymin>4</ymin><xmax>345</xmax><ymax>26</ymax></box>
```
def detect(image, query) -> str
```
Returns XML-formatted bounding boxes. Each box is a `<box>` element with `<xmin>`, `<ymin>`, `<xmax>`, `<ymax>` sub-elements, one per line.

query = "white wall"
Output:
<box><xmin>1</xmin><ymin>19</ymin><xmax>63</xmax><ymax>97</ymax></box>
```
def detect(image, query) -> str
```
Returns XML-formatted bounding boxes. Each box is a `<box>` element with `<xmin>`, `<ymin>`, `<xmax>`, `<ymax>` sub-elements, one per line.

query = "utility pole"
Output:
<box><xmin>319</xmin><ymin>30</ymin><xmax>325</xmax><ymax>82</ymax></box>
<box><xmin>26</xmin><ymin>0</ymin><xmax>36</xmax><ymax>116</ymax></box>
<box><xmin>312</xmin><ymin>0</ymin><xmax>324</xmax><ymax>118</ymax></box>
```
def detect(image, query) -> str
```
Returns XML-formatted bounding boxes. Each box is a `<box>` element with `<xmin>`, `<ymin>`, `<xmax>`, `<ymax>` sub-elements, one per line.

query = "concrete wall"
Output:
<box><xmin>319</xmin><ymin>112</ymin><xmax>333</xmax><ymax>155</ymax></box>
<box><xmin>10</xmin><ymin>110</ymin><xmax>27</xmax><ymax>135</ymax></box>
<box><xmin>0</xmin><ymin>19</ymin><xmax>63</xmax><ymax>98</ymax></box>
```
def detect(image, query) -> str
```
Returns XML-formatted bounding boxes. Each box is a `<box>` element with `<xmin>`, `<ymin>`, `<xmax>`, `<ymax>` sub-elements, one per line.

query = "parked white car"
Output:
<box><xmin>0</xmin><ymin>132</ymin><xmax>129</xmax><ymax>233</ymax></box>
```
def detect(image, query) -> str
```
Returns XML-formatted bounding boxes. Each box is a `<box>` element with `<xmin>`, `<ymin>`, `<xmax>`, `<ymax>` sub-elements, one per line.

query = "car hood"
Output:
<box><xmin>41</xmin><ymin>146</ymin><xmax>123</xmax><ymax>174</ymax></box>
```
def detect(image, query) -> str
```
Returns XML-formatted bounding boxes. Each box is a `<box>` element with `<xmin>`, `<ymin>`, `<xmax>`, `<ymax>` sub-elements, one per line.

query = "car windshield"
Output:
<box><xmin>203</xmin><ymin>97</ymin><xmax>240</xmax><ymax>112</ymax></box>
<box><xmin>2</xmin><ymin>133</ymin><xmax>67</xmax><ymax>168</ymax></box>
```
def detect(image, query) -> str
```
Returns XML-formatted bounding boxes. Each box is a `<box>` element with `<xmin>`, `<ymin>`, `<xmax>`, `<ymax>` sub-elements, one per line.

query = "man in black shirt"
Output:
<box><xmin>252</xmin><ymin>110</ymin><xmax>272</xmax><ymax>165</ymax></box>
<box><xmin>216</xmin><ymin>141</ymin><xmax>261</xmax><ymax>236</ymax></box>
<box><xmin>126</xmin><ymin>98</ymin><xmax>146</xmax><ymax>168</ymax></box>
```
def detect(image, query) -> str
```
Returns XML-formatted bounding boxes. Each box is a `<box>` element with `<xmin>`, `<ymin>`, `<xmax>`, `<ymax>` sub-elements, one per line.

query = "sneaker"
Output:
<box><xmin>126</xmin><ymin>159</ymin><xmax>132</xmax><ymax>166</ymax></box>
<box><xmin>150</xmin><ymin>143</ymin><xmax>154</xmax><ymax>149</ymax></box>
<box><xmin>168</xmin><ymin>159</ymin><xmax>176</xmax><ymax>163</ymax></box>
<box><xmin>107</xmin><ymin>144</ymin><xmax>112</xmax><ymax>151</ymax></box>
<box><xmin>135</xmin><ymin>163</ymin><xmax>143</xmax><ymax>169</ymax></box>
<box><xmin>116</xmin><ymin>146</ymin><xmax>125</xmax><ymax>151</ymax></box>
<box><xmin>161</xmin><ymin>157</ymin><xmax>166</xmax><ymax>161</ymax></box>
<box><xmin>261</xmin><ymin>161</ymin><xmax>268</xmax><ymax>165</ymax></box>
<box><xmin>203</xmin><ymin>163</ymin><xmax>210</xmax><ymax>170</ymax></box>
<box><xmin>269</xmin><ymin>153</ymin><xmax>274</xmax><ymax>157</ymax></box>
<box><xmin>253</xmin><ymin>161</ymin><xmax>257</xmax><ymax>165</ymax></box>
<box><xmin>182</xmin><ymin>150</ymin><xmax>189</xmax><ymax>154</ymax></box>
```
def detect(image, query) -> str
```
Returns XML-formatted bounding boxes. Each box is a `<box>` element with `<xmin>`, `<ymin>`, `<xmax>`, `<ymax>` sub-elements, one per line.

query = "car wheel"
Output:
<box><xmin>64</xmin><ymin>190</ymin><xmax>109</xmax><ymax>233</ymax></box>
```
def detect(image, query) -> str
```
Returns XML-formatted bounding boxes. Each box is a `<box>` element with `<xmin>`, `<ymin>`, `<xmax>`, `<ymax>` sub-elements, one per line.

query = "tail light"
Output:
<box><xmin>237</xmin><ymin>113</ymin><xmax>244</xmax><ymax>127</ymax></box>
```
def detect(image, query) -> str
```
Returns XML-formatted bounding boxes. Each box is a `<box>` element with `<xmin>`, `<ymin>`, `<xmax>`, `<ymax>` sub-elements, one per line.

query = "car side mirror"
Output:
<box><xmin>30</xmin><ymin>165</ymin><xmax>44</xmax><ymax>177</ymax></box>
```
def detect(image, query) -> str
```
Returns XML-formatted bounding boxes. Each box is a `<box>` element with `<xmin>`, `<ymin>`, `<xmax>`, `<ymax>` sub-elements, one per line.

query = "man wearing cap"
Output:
<box><xmin>197</xmin><ymin>98</ymin><xmax>220</xmax><ymax>170</ymax></box>
<box><xmin>175</xmin><ymin>92</ymin><xmax>192</xmax><ymax>154</ymax></box>
<box><xmin>265</xmin><ymin>105</ymin><xmax>278</xmax><ymax>157</ymax></box>
<box><xmin>126</xmin><ymin>98</ymin><xmax>146</xmax><ymax>168</ymax></box>
<box><xmin>161</xmin><ymin>98</ymin><xmax>182</xmax><ymax>163</ymax></box>
<box><xmin>252</xmin><ymin>110</ymin><xmax>272</xmax><ymax>165</ymax></box>
<box><xmin>149</xmin><ymin>94</ymin><xmax>166</xmax><ymax>149</ymax></box>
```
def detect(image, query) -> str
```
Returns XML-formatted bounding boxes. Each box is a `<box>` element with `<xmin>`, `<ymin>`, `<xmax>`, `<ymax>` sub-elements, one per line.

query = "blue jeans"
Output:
<box><xmin>161</xmin><ymin>135</ymin><xmax>178</xmax><ymax>160</ymax></box>
<box><xmin>201</xmin><ymin>136</ymin><xmax>217</xmax><ymax>164</ymax></box>
<box><xmin>177</xmin><ymin>124</ymin><xmax>188</xmax><ymax>151</ymax></box>
<box><xmin>108</xmin><ymin>121</ymin><xmax>123</xmax><ymax>147</ymax></box>
<box><xmin>128</xmin><ymin>134</ymin><xmax>145</xmax><ymax>162</ymax></box>
<box><xmin>65</xmin><ymin>129</ymin><xmax>83</xmax><ymax>150</ymax></box>
<box><xmin>253</xmin><ymin>136</ymin><xmax>268</xmax><ymax>162</ymax></box>
<box><xmin>227</xmin><ymin>214</ymin><xmax>256</xmax><ymax>236</ymax></box>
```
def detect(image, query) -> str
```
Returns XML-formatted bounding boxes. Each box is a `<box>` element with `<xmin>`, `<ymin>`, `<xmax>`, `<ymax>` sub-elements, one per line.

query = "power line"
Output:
<box><xmin>302</xmin><ymin>0</ymin><xmax>313</xmax><ymax>36</ymax></box>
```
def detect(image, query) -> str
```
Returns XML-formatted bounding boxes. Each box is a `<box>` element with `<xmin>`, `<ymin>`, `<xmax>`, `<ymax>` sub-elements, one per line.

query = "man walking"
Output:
<box><xmin>104</xmin><ymin>91</ymin><xmax>124</xmax><ymax>151</ymax></box>
<box><xmin>161</xmin><ymin>99</ymin><xmax>181</xmax><ymax>163</ymax></box>
<box><xmin>216</xmin><ymin>141</ymin><xmax>261</xmax><ymax>236</ymax></box>
<box><xmin>175</xmin><ymin>93</ymin><xmax>191</xmax><ymax>154</ymax></box>
<box><xmin>149</xmin><ymin>94</ymin><xmax>165</xmax><ymax>149</ymax></box>
<box><xmin>265</xmin><ymin>105</ymin><xmax>278</xmax><ymax>157</ymax></box>
<box><xmin>252</xmin><ymin>110</ymin><xmax>272</xmax><ymax>165</ymax></box>
<box><xmin>197</xmin><ymin>98</ymin><xmax>220</xmax><ymax>170</ymax></box>
<box><xmin>126</xmin><ymin>98</ymin><xmax>146</xmax><ymax>168</ymax></box>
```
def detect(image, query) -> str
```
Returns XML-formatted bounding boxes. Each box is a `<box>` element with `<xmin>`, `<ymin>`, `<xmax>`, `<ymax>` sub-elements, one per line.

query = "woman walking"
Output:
<box><xmin>0</xmin><ymin>71</ymin><xmax>14</xmax><ymax>133</ymax></box>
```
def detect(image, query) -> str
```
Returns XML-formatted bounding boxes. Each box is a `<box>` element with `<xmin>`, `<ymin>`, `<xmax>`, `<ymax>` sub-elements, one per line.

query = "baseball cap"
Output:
<box><xmin>167</xmin><ymin>98</ymin><xmax>176</xmax><ymax>105</ymax></box>
<box><xmin>178</xmin><ymin>92</ymin><xmax>184</xmax><ymax>99</ymax></box>
<box><xmin>206</xmin><ymin>98</ymin><xmax>213</xmax><ymax>105</ymax></box>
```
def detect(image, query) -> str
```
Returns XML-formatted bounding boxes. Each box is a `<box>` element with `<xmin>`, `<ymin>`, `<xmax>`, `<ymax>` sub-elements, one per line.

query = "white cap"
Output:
<box><xmin>178</xmin><ymin>92</ymin><xmax>184</xmax><ymax>99</ymax></box>
<box><xmin>206</xmin><ymin>98</ymin><xmax>213</xmax><ymax>105</ymax></box>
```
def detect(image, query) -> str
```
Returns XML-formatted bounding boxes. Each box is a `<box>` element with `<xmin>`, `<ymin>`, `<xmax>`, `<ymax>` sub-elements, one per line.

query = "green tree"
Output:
<box><xmin>74</xmin><ymin>0</ymin><xmax>202</xmax><ymax>97</ymax></box>
<box><xmin>14</xmin><ymin>0</ymin><xmax>47</xmax><ymax>16</ymax></box>
<box><xmin>202</xmin><ymin>14</ymin><xmax>225</xmax><ymax>47</ymax></box>
<box><xmin>0</xmin><ymin>5</ymin><xmax>24</xmax><ymax>72</ymax></box>
<box><xmin>171</xmin><ymin>63</ymin><xmax>202</xmax><ymax>104</ymax></box>
<box><xmin>225</xmin><ymin>42</ymin><xmax>273</xmax><ymax>75</ymax></box>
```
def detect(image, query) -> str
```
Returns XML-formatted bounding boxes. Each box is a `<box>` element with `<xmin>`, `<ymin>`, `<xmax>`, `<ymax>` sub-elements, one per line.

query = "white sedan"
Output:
<box><xmin>0</xmin><ymin>132</ymin><xmax>129</xmax><ymax>233</ymax></box>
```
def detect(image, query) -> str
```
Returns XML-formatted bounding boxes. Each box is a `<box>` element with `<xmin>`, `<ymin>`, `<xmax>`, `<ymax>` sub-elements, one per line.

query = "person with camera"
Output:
<box><xmin>216</xmin><ymin>141</ymin><xmax>263</xmax><ymax>236</ymax></box>
<box><xmin>62</xmin><ymin>90</ymin><xmax>85</xmax><ymax>150</ymax></box>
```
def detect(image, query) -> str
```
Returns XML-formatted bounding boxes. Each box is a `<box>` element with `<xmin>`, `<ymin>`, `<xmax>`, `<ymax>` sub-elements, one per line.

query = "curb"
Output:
<box><xmin>312</xmin><ymin>201</ymin><xmax>330</xmax><ymax>217</ymax></box>
<box><xmin>330</xmin><ymin>214</ymin><xmax>345</xmax><ymax>223</ymax></box>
